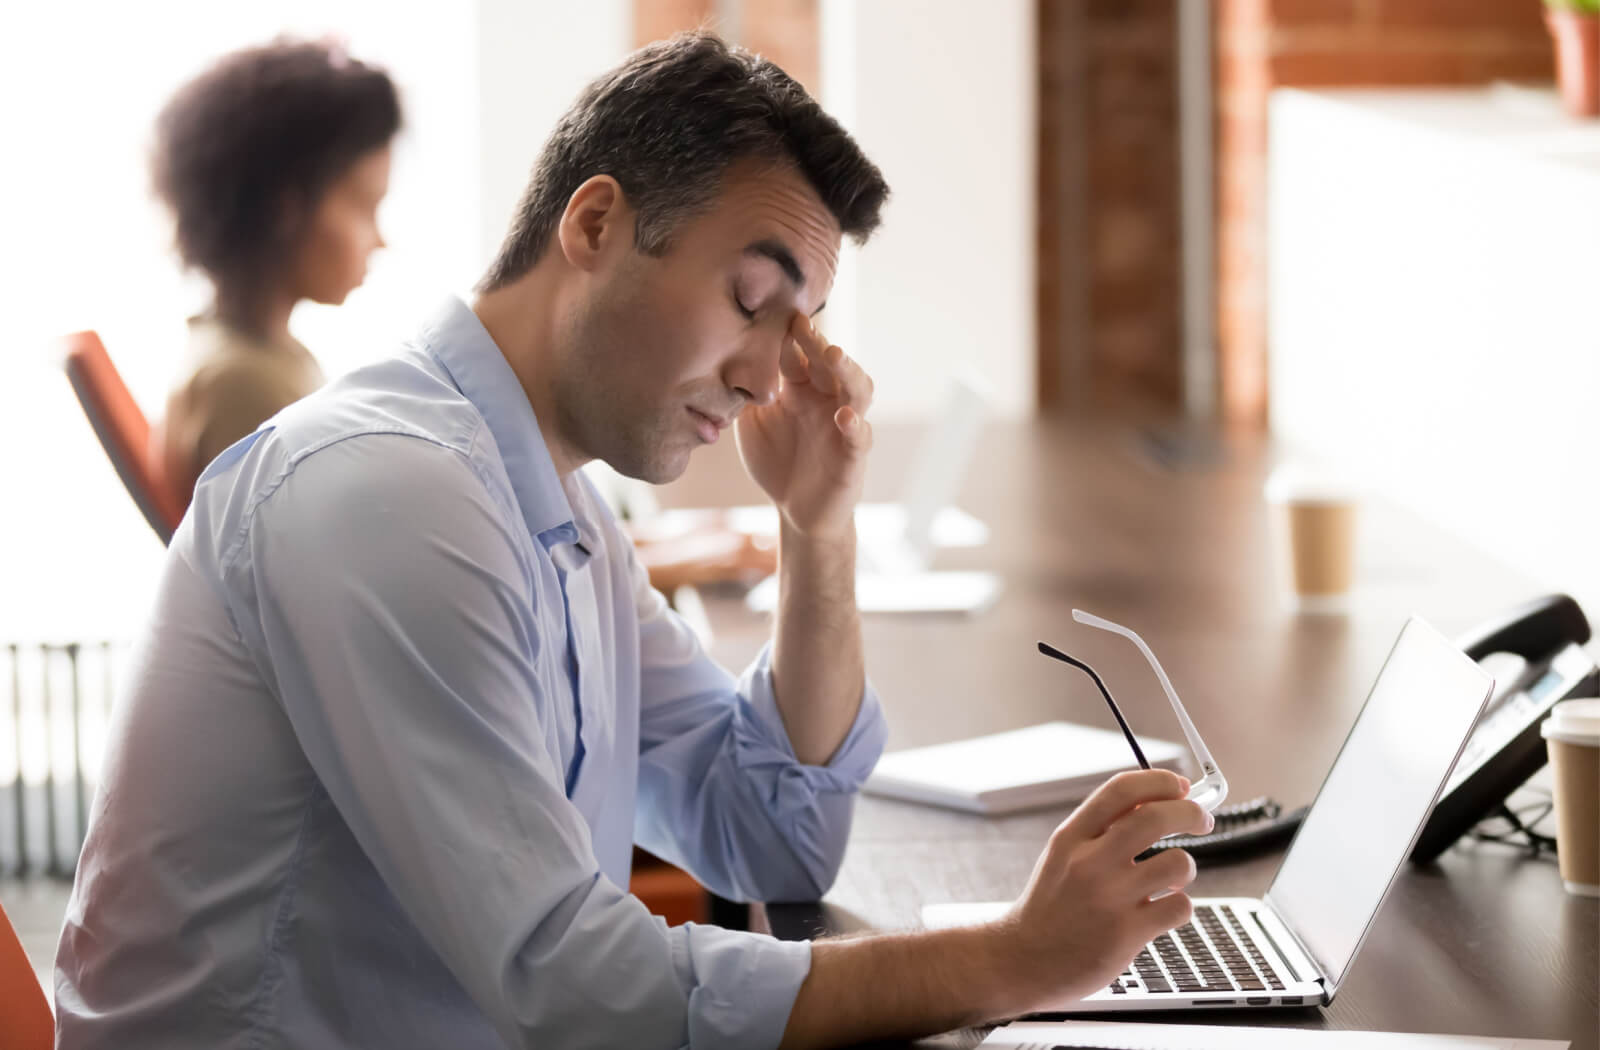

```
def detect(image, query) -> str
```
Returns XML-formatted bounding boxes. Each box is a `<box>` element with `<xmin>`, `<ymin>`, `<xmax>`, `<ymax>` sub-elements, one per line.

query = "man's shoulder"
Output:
<box><xmin>284</xmin><ymin>350</ymin><xmax>484</xmax><ymax>457</ymax></box>
<box><xmin>190</xmin><ymin>351</ymin><xmax>508</xmax><ymax>554</ymax></box>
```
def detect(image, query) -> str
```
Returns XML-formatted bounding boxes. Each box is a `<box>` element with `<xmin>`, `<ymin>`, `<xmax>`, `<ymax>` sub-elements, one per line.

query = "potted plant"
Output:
<box><xmin>1546</xmin><ymin>0</ymin><xmax>1600</xmax><ymax>117</ymax></box>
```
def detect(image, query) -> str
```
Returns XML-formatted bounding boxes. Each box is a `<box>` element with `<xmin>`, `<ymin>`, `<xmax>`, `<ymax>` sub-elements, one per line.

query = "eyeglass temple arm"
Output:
<box><xmin>1037</xmin><ymin>641</ymin><xmax>1151</xmax><ymax>769</ymax></box>
<box><xmin>1071</xmin><ymin>609</ymin><xmax>1221</xmax><ymax>781</ymax></box>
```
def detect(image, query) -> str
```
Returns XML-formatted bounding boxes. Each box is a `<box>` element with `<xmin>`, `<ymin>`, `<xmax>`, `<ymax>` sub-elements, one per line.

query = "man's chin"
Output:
<box><xmin>609</xmin><ymin>448</ymin><xmax>691</xmax><ymax>486</ymax></box>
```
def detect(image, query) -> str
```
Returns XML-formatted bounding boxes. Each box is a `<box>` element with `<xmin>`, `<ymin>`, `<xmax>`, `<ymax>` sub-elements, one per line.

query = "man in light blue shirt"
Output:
<box><xmin>57</xmin><ymin>32</ymin><xmax>1211</xmax><ymax>1050</ymax></box>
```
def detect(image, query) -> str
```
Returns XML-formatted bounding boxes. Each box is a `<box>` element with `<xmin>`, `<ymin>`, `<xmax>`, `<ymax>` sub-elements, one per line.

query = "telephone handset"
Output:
<box><xmin>1410</xmin><ymin>593</ymin><xmax>1597</xmax><ymax>863</ymax></box>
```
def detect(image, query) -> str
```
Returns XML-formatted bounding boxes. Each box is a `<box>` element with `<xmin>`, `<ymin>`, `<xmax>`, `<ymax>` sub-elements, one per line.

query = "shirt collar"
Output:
<box><xmin>415</xmin><ymin>296</ymin><xmax>584</xmax><ymax>551</ymax></box>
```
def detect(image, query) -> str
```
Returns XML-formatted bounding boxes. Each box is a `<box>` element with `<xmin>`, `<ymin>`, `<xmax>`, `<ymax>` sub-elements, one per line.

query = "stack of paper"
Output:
<box><xmin>864</xmin><ymin>722</ymin><xmax>1190</xmax><ymax>815</ymax></box>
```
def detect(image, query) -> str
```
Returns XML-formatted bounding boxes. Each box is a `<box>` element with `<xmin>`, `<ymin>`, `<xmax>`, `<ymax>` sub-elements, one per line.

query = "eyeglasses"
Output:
<box><xmin>1038</xmin><ymin>608</ymin><xmax>1228</xmax><ymax>812</ymax></box>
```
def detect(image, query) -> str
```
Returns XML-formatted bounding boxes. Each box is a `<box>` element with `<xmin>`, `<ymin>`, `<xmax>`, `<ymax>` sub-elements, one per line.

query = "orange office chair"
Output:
<box><xmin>0</xmin><ymin>899</ymin><xmax>54</xmax><ymax>1049</ymax></box>
<box><xmin>61</xmin><ymin>330</ymin><xmax>186</xmax><ymax>545</ymax></box>
<box><xmin>630</xmin><ymin>849</ymin><xmax>709</xmax><ymax>927</ymax></box>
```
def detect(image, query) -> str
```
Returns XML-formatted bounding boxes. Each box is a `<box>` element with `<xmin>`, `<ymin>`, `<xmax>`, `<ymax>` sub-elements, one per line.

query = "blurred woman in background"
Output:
<box><xmin>150</xmin><ymin>38</ymin><xmax>401</xmax><ymax>501</ymax></box>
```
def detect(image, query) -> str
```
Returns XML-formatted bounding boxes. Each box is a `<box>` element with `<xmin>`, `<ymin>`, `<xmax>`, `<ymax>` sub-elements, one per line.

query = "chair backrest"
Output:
<box><xmin>61</xmin><ymin>330</ymin><xmax>185</xmax><ymax>545</ymax></box>
<box><xmin>0</xmin><ymin>900</ymin><xmax>54</xmax><ymax>1049</ymax></box>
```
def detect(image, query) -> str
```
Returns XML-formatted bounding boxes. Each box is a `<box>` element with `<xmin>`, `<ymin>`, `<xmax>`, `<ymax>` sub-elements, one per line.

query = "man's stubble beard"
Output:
<box><xmin>553</xmin><ymin>294</ymin><xmax>688</xmax><ymax>485</ymax></box>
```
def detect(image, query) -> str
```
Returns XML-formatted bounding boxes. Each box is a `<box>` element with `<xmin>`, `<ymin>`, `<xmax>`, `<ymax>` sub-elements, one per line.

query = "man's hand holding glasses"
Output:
<box><xmin>995</xmin><ymin>769</ymin><xmax>1213</xmax><ymax>1014</ymax></box>
<box><xmin>984</xmin><ymin>610</ymin><xmax>1223</xmax><ymax>1015</ymax></box>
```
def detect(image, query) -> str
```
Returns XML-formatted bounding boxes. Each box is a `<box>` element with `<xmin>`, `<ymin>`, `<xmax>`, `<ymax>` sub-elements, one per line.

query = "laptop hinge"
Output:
<box><xmin>1254</xmin><ymin>902</ymin><xmax>1325</xmax><ymax>990</ymax></box>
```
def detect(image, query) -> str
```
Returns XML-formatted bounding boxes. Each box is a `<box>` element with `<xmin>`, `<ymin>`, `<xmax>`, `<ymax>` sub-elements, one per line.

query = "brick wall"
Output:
<box><xmin>1213</xmin><ymin>0</ymin><xmax>1555</xmax><ymax>426</ymax></box>
<box><xmin>1037</xmin><ymin>1</ymin><xmax>1088</xmax><ymax>413</ymax></box>
<box><xmin>1084</xmin><ymin>0</ymin><xmax>1184</xmax><ymax>411</ymax></box>
<box><xmin>1038</xmin><ymin>0</ymin><xmax>1183</xmax><ymax>415</ymax></box>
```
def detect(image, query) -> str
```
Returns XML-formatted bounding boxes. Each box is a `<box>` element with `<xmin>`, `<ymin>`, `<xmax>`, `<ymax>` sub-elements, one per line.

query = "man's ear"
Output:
<box><xmin>556</xmin><ymin>175</ymin><xmax>629</xmax><ymax>272</ymax></box>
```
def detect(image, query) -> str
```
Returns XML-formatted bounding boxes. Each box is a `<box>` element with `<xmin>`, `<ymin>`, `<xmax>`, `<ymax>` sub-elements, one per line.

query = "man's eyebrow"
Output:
<box><xmin>744</xmin><ymin>238</ymin><xmax>827</xmax><ymax>316</ymax></box>
<box><xmin>744</xmin><ymin>238</ymin><xmax>805</xmax><ymax>289</ymax></box>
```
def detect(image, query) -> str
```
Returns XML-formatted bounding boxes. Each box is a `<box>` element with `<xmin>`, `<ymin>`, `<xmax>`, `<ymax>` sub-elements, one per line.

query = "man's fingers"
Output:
<box><xmin>1094</xmin><ymin>798</ymin><xmax>1212</xmax><ymax>862</ymax></box>
<box><xmin>808</xmin><ymin>346</ymin><xmax>840</xmax><ymax>397</ymax></box>
<box><xmin>780</xmin><ymin>336</ymin><xmax>811</xmax><ymax>385</ymax></box>
<box><xmin>785</xmin><ymin>312</ymin><xmax>877</xmax><ymax>414</ymax></box>
<box><xmin>835</xmin><ymin>405</ymin><xmax>872</xmax><ymax>454</ymax></box>
<box><xmin>1061</xmin><ymin>770</ymin><xmax>1191</xmax><ymax>849</ymax></box>
<box><xmin>826</xmin><ymin>344</ymin><xmax>875</xmax><ymax>415</ymax></box>
<box><xmin>784</xmin><ymin>312</ymin><xmax>876</xmax><ymax>432</ymax></box>
<box><xmin>1128</xmin><ymin>848</ymin><xmax>1197</xmax><ymax>902</ymax></box>
<box><xmin>789</xmin><ymin>314</ymin><xmax>837</xmax><ymax>395</ymax></box>
<box><xmin>1140</xmin><ymin>885</ymin><xmax>1195</xmax><ymax>934</ymax></box>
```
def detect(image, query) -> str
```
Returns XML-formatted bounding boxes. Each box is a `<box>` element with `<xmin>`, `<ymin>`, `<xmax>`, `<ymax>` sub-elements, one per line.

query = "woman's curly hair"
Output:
<box><xmin>151</xmin><ymin>38</ymin><xmax>401</xmax><ymax>290</ymax></box>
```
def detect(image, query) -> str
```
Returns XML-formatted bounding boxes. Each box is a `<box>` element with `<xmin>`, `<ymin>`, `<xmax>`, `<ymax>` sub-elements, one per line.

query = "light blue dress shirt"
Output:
<box><xmin>54</xmin><ymin>297</ymin><xmax>888</xmax><ymax>1049</ymax></box>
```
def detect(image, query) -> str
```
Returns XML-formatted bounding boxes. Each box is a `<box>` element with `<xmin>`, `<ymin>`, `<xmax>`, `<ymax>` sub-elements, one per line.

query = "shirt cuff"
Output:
<box><xmin>670</xmin><ymin>921</ymin><xmax>812</xmax><ymax>1050</ymax></box>
<box><xmin>731</xmin><ymin>642</ymin><xmax>889</xmax><ymax>822</ymax></box>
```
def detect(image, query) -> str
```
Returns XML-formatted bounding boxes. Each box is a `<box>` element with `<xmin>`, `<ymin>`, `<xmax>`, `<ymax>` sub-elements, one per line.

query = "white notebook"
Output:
<box><xmin>864</xmin><ymin>722</ymin><xmax>1190</xmax><ymax>815</ymax></box>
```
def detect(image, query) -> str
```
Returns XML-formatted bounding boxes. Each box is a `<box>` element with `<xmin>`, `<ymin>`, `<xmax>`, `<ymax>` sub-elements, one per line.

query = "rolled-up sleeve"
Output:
<box><xmin>221</xmin><ymin>432</ymin><xmax>811</xmax><ymax>1050</ymax></box>
<box><xmin>632</xmin><ymin>555</ymin><xmax>889</xmax><ymax>904</ymax></box>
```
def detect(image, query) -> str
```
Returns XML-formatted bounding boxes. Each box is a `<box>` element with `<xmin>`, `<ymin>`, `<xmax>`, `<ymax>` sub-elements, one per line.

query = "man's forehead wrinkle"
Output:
<box><xmin>727</xmin><ymin>181</ymin><xmax>840</xmax><ymax>274</ymax></box>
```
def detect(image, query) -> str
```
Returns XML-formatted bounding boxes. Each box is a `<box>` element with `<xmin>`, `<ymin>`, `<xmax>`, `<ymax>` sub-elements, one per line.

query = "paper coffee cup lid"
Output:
<box><xmin>1541</xmin><ymin>698</ymin><xmax>1600</xmax><ymax>746</ymax></box>
<box><xmin>1264</xmin><ymin>465</ymin><xmax>1357</xmax><ymax>505</ymax></box>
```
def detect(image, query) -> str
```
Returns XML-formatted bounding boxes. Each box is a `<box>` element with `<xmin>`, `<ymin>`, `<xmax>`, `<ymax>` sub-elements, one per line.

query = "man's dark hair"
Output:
<box><xmin>152</xmin><ymin>39</ymin><xmax>401</xmax><ymax>290</ymax></box>
<box><xmin>479</xmin><ymin>32</ymin><xmax>889</xmax><ymax>291</ymax></box>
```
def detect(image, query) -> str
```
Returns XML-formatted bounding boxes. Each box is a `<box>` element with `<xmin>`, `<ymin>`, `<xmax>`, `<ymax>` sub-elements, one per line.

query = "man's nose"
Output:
<box><xmin>723</xmin><ymin>333</ymin><xmax>782</xmax><ymax>408</ymax></box>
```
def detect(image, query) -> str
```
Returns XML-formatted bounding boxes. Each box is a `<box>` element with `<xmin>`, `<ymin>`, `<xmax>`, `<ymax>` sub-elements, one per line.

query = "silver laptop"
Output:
<box><xmin>1053</xmin><ymin>615</ymin><xmax>1492</xmax><ymax>1013</ymax></box>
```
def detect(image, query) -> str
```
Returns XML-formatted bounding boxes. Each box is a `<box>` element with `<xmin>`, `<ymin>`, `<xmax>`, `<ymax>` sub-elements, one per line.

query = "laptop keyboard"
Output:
<box><xmin>1107</xmin><ymin>904</ymin><xmax>1286</xmax><ymax>996</ymax></box>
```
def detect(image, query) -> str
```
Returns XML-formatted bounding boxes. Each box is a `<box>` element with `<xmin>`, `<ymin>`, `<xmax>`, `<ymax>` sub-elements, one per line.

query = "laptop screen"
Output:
<box><xmin>1264</xmin><ymin>617</ymin><xmax>1491</xmax><ymax>994</ymax></box>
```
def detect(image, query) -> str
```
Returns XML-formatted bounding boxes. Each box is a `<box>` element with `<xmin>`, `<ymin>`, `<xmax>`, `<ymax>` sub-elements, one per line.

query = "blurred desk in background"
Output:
<box><xmin>663</xmin><ymin>417</ymin><xmax>1600</xmax><ymax>1049</ymax></box>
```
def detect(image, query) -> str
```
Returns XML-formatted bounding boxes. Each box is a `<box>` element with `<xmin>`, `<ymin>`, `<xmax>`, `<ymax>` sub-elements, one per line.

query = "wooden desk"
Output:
<box><xmin>662</xmin><ymin>418</ymin><xmax>1600</xmax><ymax>1049</ymax></box>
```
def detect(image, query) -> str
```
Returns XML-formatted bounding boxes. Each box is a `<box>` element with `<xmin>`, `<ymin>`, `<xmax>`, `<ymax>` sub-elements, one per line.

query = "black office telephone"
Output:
<box><xmin>1409</xmin><ymin>593</ymin><xmax>1598</xmax><ymax>863</ymax></box>
<box><xmin>1140</xmin><ymin>595</ymin><xmax>1598</xmax><ymax>865</ymax></box>
<box><xmin>1137</xmin><ymin>796</ymin><xmax>1310</xmax><ymax>862</ymax></box>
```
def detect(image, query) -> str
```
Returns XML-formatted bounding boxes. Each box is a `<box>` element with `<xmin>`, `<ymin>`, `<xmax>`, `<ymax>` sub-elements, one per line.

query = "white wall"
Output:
<box><xmin>475</xmin><ymin>2</ymin><xmax>632</xmax><ymax>269</ymax></box>
<box><xmin>821</xmin><ymin>0</ymin><xmax>1037</xmax><ymax>421</ymax></box>
<box><xmin>1269</xmin><ymin>87</ymin><xmax>1600</xmax><ymax>618</ymax></box>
